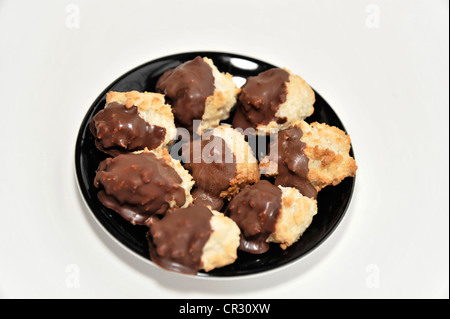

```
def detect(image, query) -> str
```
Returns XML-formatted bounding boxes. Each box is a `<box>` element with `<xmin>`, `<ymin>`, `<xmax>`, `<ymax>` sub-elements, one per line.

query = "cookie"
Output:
<box><xmin>156</xmin><ymin>56</ymin><xmax>239</xmax><ymax>134</ymax></box>
<box><xmin>232</xmin><ymin>68</ymin><xmax>315</xmax><ymax>134</ymax></box>
<box><xmin>225</xmin><ymin>180</ymin><xmax>317</xmax><ymax>253</ymax></box>
<box><xmin>93</xmin><ymin>147</ymin><xmax>193</xmax><ymax>225</ymax></box>
<box><xmin>146</xmin><ymin>205</ymin><xmax>240</xmax><ymax>274</ymax></box>
<box><xmin>259</xmin><ymin>120</ymin><xmax>358</xmax><ymax>196</ymax></box>
<box><xmin>90</xmin><ymin>91</ymin><xmax>176</xmax><ymax>156</ymax></box>
<box><xmin>182</xmin><ymin>125</ymin><xmax>260</xmax><ymax>211</ymax></box>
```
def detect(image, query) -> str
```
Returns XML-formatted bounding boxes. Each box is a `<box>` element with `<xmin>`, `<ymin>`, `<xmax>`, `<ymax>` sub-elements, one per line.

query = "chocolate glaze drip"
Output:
<box><xmin>90</xmin><ymin>102</ymin><xmax>166</xmax><ymax>156</ymax></box>
<box><xmin>147</xmin><ymin>205</ymin><xmax>214</xmax><ymax>275</ymax></box>
<box><xmin>270</xmin><ymin>126</ymin><xmax>317</xmax><ymax>198</ymax></box>
<box><xmin>232</xmin><ymin>68</ymin><xmax>290</xmax><ymax>131</ymax></box>
<box><xmin>225</xmin><ymin>180</ymin><xmax>282</xmax><ymax>254</ymax></box>
<box><xmin>94</xmin><ymin>152</ymin><xmax>186</xmax><ymax>225</ymax></box>
<box><xmin>156</xmin><ymin>56</ymin><xmax>215</xmax><ymax>132</ymax></box>
<box><xmin>183</xmin><ymin>134</ymin><xmax>236</xmax><ymax>211</ymax></box>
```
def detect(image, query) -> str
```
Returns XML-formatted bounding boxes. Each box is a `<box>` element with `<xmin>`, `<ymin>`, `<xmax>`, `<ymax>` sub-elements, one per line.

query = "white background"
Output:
<box><xmin>0</xmin><ymin>0</ymin><xmax>448</xmax><ymax>299</ymax></box>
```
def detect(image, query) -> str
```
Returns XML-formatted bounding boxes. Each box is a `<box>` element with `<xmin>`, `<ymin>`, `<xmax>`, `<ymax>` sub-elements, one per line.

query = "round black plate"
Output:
<box><xmin>75</xmin><ymin>51</ymin><xmax>355</xmax><ymax>277</ymax></box>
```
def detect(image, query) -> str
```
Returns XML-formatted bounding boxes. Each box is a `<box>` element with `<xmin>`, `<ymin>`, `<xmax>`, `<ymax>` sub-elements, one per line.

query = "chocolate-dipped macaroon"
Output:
<box><xmin>146</xmin><ymin>205</ymin><xmax>240</xmax><ymax>275</ymax></box>
<box><xmin>182</xmin><ymin>125</ymin><xmax>260</xmax><ymax>211</ymax></box>
<box><xmin>225</xmin><ymin>180</ymin><xmax>318</xmax><ymax>254</ymax></box>
<box><xmin>156</xmin><ymin>56</ymin><xmax>240</xmax><ymax>134</ymax></box>
<box><xmin>232</xmin><ymin>68</ymin><xmax>315</xmax><ymax>135</ymax></box>
<box><xmin>90</xmin><ymin>91</ymin><xmax>177</xmax><ymax>156</ymax></box>
<box><xmin>259</xmin><ymin>120</ymin><xmax>358</xmax><ymax>196</ymax></box>
<box><xmin>93</xmin><ymin>148</ymin><xmax>194</xmax><ymax>225</ymax></box>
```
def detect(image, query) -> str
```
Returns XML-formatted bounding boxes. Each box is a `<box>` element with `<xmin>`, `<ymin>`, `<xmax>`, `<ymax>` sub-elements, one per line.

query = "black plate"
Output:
<box><xmin>75</xmin><ymin>51</ymin><xmax>355</xmax><ymax>277</ymax></box>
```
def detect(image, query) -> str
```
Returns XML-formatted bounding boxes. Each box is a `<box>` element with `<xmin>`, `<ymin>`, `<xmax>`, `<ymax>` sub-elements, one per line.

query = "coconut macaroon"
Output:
<box><xmin>156</xmin><ymin>56</ymin><xmax>240</xmax><ymax>134</ymax></box>
<box><xmin>225</xmin><ymin>180</ymin><xmax>317</xmax><ymax>253</ymax></box>
<box><xmin>232</xmin><ymin>67</ymin><xmax>315</xmax><ymax>135</ymax></box>
<box><xmin>267</xmin><ymin>185</ymin><xmax>317</xmax><ymax>250</ymax></box>
<box><xmin>90</xmin><ymin>91</ymin><xmax>177</xmax><ymax>156</ymax></box>
<box><xmin>182</xmin><ymin>125</ymin><xmax>260</xmax><ymax>211</ymax></box>
<box><xmin>146</xmin><ymin>205</ymin><xmax>240</xmax><ymax>275</ymax></box>
<box><xmin>93</xmin><ymin>147</ymin><xmax>194</xmax><ymax>225</ymax></box>
<box><xmin>259</xmin><ymin>120</ymin><xmax>358</xmax><ymax>197</ymax></box>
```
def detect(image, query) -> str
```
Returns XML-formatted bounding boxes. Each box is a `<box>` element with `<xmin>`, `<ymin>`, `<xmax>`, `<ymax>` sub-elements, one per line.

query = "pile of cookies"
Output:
<box><xmin>90</xmin><ymin>56</ymin><xmax>358</xmax><ymax>275</ymax></box>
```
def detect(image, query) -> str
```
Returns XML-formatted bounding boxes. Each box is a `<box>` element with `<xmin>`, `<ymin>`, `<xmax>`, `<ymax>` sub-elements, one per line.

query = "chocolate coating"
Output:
<box><xmin>226</xmin><ymin>180</ymin><xmax>282</xmax><ymax>254</ymax></box>
<box><xmin>232</xmin><ymin>68</ymin><xmax>289</xmax><ymax>131</ymax></box>
<box><xmin>90</xmin><ymin>102</ymin><xmax>166</xmax><ymax>156</ymax></box>
<box><xmin>156</xmin><ymin>56</ymin><xmax>215</xmax><ymax>132</ymax></box>
<box><xmin>147</xmin><ymin>205</ymin><xmax>214</xmax><ymax>275</ymax></box>
<box><xmin>270</xmin><ymin>126</ymin><xmax>317</xmax><ymax>198</ymax></box>
<box><xmin>94</xmin><ymin>152</ymin><xmax>186</xmax><ymax>225</ymax></box>
<box><xmin>183</xmin><ymin>134</ymin><xmax>236</xmax><ymax>211</ymax></box>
